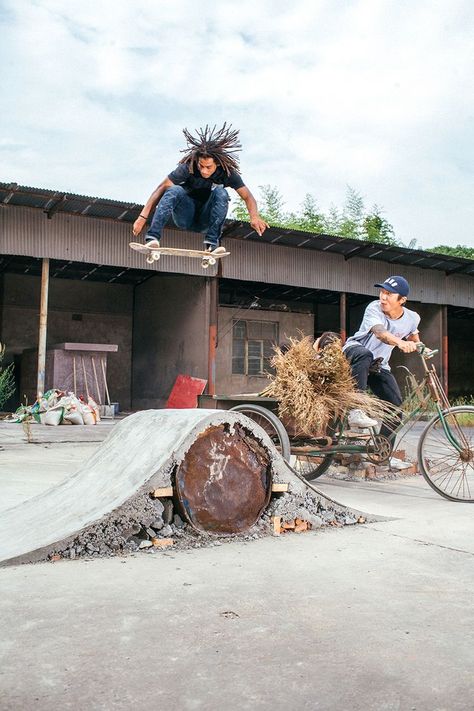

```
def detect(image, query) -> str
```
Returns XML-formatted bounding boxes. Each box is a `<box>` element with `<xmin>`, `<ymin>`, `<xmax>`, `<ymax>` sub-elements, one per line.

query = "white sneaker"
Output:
<box><xmin>145</xmin><ymin>238</ymin><xmax>160</xmax><ymax>249</ymax></box>
<box><xmin>348</xmin><ymin>409</ymin><xmax>378</xmax><ymax>429</ymax></box>
<box><xmin>204</xmin><ymin>244</ymin><xmax>226</xmax><ymax>254</ymax></box>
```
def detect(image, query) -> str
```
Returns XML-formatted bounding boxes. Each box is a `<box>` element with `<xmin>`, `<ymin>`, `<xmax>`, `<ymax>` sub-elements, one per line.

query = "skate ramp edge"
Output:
<box><xmin>0</xmin><ymin>409</ymin><xmax>297</xmax><ymax>566</ymax></box>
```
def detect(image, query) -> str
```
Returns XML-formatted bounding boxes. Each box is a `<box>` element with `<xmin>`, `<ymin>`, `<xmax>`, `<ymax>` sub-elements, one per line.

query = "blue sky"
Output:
<box><xmin>1</xmin><ymin>0</ymin><xmax>473</xmax><ymax>249</ymax></box>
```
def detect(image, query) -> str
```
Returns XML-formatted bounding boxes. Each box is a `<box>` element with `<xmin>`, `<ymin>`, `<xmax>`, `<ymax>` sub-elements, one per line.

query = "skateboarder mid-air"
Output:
<box><xmin>132</xmin><ymin>123</ymin><xmax>269</xmax><ymax>252</ymax></box>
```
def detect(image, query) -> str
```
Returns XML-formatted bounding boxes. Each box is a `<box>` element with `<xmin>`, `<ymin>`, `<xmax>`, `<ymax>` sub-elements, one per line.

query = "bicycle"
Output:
<box><xmin>230</xmin><ymin>344</ymin><xmax>474</xmax><ymax>503</ymax></box>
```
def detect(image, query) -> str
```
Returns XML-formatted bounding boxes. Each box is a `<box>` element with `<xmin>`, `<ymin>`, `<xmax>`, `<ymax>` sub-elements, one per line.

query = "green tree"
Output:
<box><xmin>231</xmin><ymin>195</ymin><xmax>249</xmax><ymax>221</ymax></box>
<box><xmin>324</xmin><ymin>204</ymin><xmax>343</xmax><ymax>235</ymax></box>
<box><xmin>427</xmin><ymin>244</ymin><xmax>474</xmax><ymax>259</ymax></box>
<box><xmin>339</xmin><ymin>186</ymin><xmax>365</xmax><ymax>239</ymax></box>
<box><xmin>258</xmin><ymin>184</ymin><xmax>286</xmax><ymax>225</ymax></box>
<box><xmin>362</xmin><ymin>205</ymin><xmax>396</xmax><ymax>244</ymax></box>
<box><xmin>297</xmin><ymin>194</ymin><xmax>327</xmax><ymax>232</ymax></box>
<box><xmin>231</xmin><ymin>184</ymin><xmax>287</xmax><ymax>226</ymax></box>
<box><xmin>231</xmin><ymin>183</ymin><xmax>473</xmax><ymax>258</ymax></box>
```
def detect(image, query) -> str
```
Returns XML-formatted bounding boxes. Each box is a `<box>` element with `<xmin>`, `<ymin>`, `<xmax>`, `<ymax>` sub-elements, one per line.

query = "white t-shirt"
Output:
<box><xmin>343</xmin><ymin>300</ymin><xmax>420</xmax><ymax>371</ymax></box>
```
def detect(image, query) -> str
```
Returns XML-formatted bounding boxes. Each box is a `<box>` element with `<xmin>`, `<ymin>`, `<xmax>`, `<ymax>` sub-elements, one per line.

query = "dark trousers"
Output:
<box><xmin>147</xmin><ymin>185</ymin><xmax>230</xmax><ymax>248</ymax></box>
<box><xmin>345</xmin><ymin>344</ymin><xmax>403</xmax><ymax>437</ymax></box>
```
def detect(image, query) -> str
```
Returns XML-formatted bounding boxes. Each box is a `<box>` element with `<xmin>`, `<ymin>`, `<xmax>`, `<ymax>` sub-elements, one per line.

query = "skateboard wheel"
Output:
<box><xmin>152</xmin><ymin>251</ymin><xmax>160</xmax><ymax>261</ymax></box>
<box><xmin>146</xmin><ymin>256</ymin><xmax>154</xmax><ymax>264</ymax></box>
<box><xmin>201</xmin><ymin>259</ymin><xmax>210</xmax><ymax>269</ymax></box>
<box><xmin>208</xmin><ymin>257</ymin><xmax>216</xmax><ymax>266</ymax></box>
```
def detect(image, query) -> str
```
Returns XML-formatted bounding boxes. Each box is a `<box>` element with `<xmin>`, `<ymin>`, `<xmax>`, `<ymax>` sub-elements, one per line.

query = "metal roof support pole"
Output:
<box><xmin>207</xmin><ymin>276</ymin><xmax>218</xmax><ymax>397</ymax></box>
<box><xmin>442</xmin><ymin>305</ymin><xmax>448</xmax><ymax>396</ymax></box>
<box><xmin>37</xmin><ymin>258</ymin><xmax>50</xmax><ymax>399</ymax></box>
<box><xmin>339</xmin><ymin>292</ymin><xmax>347</xmax><ymax>344</ymax></box>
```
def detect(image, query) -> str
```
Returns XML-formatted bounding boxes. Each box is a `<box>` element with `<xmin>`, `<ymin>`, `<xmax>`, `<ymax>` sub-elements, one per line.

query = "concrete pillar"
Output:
<box><xmin>36</xmin><ymin>258</ymin><xmax>50</xmax><ymax>398</ymax></box>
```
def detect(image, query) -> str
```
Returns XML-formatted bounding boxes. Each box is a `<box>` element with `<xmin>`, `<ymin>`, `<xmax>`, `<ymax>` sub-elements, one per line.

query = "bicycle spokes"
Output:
<box><xmin>418</xmin><ymin>406</ymin><xmax>474</xmax><ymax>502</ymax></box>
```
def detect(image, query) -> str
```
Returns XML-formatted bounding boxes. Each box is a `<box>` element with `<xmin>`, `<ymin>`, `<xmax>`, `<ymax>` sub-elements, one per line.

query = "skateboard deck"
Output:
<box><xmin>129</xmin><ymin>243</ymin><xmax>230</xmax><ymax>268</ymax></box>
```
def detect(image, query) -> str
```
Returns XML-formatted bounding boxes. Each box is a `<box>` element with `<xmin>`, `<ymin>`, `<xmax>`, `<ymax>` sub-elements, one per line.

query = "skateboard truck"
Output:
<box><xmin>146</xmin><ymin>248</ymin><xmax>160</xmax><ymax>265</ymax></box>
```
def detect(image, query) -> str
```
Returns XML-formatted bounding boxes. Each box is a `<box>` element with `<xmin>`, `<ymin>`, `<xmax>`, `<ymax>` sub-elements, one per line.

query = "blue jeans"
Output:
<box><xmin>146</xmin><ymin>185</ymin><xmax>230</xmax><ymax>248</ymax></box>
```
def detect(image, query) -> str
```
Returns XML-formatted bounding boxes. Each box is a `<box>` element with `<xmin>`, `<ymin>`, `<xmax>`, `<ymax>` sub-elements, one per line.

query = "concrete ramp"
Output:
<box><xmin>0</xmin><ymin>409</ymin><xmax>294</xmax><ymax>566</ymax></box>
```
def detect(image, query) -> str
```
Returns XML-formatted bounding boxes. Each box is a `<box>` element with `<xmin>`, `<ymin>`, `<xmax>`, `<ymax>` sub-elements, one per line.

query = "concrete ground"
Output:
<box><xmin>1</xmin><ymin>421</ymin><xmax>473</xmax><ymax>710</ymax></box>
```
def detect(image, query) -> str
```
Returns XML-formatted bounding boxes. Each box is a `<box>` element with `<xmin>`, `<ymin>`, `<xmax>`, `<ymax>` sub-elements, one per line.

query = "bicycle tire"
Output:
<box><xmin>417</xmin><ymin>406</ymin><xmax>474</xmax><ymax>502</ymax></box>
<box><xmin>291</xmin><ymin>419</ymin><xmax>338</xmax><ymax>480</ymax></box>
<box><xmin>291</xmin><ymin>450</ymin><xmax>335</xmax><ymax>481</ymax></box>
<box><xmin>229</xmin><ymin>404</ymin><xmax>291</xmax><ymax>463</ymax></box>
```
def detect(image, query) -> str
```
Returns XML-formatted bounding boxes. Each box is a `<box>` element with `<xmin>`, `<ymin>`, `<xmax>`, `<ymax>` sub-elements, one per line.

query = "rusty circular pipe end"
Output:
<box><xmin>175</xmin><ymin>423</ymin><xmax>272</xmax><ymax>534</ymax></box>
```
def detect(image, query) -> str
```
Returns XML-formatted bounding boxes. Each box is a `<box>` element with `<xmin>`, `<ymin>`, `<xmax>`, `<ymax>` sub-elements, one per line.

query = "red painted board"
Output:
<box><xmin>165</xmin><ymin>374</ymin><xmax>208</xmax><ymax>409</ymax></box>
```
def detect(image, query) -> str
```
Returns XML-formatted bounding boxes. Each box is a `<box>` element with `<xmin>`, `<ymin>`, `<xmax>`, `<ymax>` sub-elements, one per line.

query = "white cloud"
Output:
<box><xmin>0</xmin><ymin>0</ymin><xmax>472</xmax><ymax>247</ymax></box>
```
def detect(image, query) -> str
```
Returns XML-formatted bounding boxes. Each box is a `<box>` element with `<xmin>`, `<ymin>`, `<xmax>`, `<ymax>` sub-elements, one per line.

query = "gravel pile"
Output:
<box><xmin>49</xmin><ymin>483</ymin><xmax>366</xmax><ymax>563</ymax></box>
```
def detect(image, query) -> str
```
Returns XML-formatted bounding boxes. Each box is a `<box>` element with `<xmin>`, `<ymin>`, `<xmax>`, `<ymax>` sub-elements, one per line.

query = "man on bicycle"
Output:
<box><xmin>343</xmin><ymin>276</ymin><xmax>421</xmax><ymax>431</ymax></box>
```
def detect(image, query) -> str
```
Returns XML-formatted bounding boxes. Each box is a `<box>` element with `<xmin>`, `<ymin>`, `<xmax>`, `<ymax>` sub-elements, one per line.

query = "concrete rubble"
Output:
<box><xmin>52</xmin><ymin>481</ymin><xmax>366</xmax><ymax>562</ymax></box>
<box><xmin>324</xmin><ymin>450</ymin><xmax>419</xmax><ymax>482</ymax></box>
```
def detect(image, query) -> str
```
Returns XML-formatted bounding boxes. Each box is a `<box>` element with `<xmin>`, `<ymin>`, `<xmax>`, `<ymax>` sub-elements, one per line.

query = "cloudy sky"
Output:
<box><xmin>1</xmin><ymin>0</ymin><xmax>473</xmax><ymax>248</ymax></box>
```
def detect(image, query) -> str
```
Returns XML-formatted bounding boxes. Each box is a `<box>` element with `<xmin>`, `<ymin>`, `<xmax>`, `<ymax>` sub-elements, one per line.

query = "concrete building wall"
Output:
<box><xmin>314</xmin><ymin>303</ymin><xmax>340</xmax><ymax>334</ymax></box>
<box><xmin>0</xmin><ymin>273</ymin><xmax>133</xmax><ymax>409</ymax></box>
<box><xmin>215</xmin><ymin>307</ymin><xmax>314</xmax><ymax>394</ymax></box>
<box><xmin>132</xmin><ymin>274</ymin><xmax>209</xmax><ymax>409</ymax></box>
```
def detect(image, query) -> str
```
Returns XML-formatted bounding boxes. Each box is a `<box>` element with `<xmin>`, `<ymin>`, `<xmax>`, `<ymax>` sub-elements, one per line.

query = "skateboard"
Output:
<box><xmin>129</xmin><ymin>243</ymin><xmax>230</xmax><ymax>269</ymax></box>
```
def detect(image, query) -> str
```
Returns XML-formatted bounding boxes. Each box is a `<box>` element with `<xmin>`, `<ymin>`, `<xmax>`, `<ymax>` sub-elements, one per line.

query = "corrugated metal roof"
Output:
<box><xmin>1</xmin><ymin>181</ymin><xmax>473</xmax><ymax>276</ymax></box>
<box><xmin>221</xmin><ymin>222</ymin><xmax>474</xmax><ymax>276</ymax></box>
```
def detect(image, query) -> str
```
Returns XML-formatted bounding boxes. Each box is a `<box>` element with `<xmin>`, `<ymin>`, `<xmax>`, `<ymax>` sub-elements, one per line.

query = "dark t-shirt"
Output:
<box><xmin>168</xmin><ymin>162</ymin><xmax>245</xmax><ymax>203</ymax></box>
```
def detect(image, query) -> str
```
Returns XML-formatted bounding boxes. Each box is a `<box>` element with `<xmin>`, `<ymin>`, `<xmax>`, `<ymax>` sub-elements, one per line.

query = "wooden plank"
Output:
<box><xmin>271</xmin><ymin>516</ymin><xmax>281</xmax><ymax>536</ymax></box>
<box><xmin>151</xmin><ymin>538</ymin><xmax>174</xmax><ymax>548</ymax></box>
<box><xmin>151</xmin><ymin>487</ymin><xmax>174</xmax><ymax>498</ymax></box>
<box><xmin>271</xmin><ymin>482</ymin><xmax>289</xmax><ymax>492</ymax></box>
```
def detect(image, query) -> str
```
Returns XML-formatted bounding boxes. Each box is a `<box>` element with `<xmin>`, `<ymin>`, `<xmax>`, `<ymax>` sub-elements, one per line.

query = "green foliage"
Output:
<box><xmin>426</xmin><ymin>244</ymin><xmax>474</xmax><ymax>260</ymax></box>
<box><xmin>340</xmin><ymin>186</ymin><xmax>365</xmax><ymax>239</ymax></box>
<box><xmin>298</xmin><ymin>194</ymin><xmax>327</xmax><ymax>233</ymax></box>
<box><xmin>0</xmin><ymin>344</ymin><xmax>15</xmax><ymax>410</ymax></box>
<box><xmin>363</xmin><ymin>205</ymin><xmax>396</xmax><ymax>244</ymax></box>
<box><xmin>257</xmin><ymin>185</ymin><xmax>287</xmax><ymax>225</ymax></box>
<box><xmin>231</xmin><ymin>196</ymin><xmax>249</xmax><ymax>221</ymax></box>
<box><xmin>231</xmin><ymin>185</ymin><xmax>472</xmax><ymax>257</ymax></box>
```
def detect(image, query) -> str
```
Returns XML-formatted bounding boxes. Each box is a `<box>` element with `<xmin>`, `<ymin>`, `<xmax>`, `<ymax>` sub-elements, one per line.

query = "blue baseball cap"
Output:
<box><xmin>374</xmin><ymin>276</ymin><xmax>410</xmax><ymax>297</ymax></box>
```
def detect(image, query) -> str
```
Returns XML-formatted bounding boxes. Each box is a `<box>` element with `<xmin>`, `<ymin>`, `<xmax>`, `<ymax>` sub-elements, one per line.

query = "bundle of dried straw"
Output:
<box><xmin>260</xmin><ymin>336</ymin><xmax>395</xmax><ymax>437</ymax></box>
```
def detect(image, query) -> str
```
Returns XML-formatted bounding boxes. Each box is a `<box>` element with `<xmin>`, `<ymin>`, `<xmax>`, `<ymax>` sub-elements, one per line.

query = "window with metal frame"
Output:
<box><xmin>232</xmin><ymin>319</ymin><xmax>278</xmax><ymax>376</ymax></box>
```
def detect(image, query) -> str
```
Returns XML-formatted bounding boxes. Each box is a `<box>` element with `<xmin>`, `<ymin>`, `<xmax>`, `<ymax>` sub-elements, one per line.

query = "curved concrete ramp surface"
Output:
<box><xmin>0</xmin><ymin>409</ymin><xmax>291</xmax><ymax>566</ymax></box>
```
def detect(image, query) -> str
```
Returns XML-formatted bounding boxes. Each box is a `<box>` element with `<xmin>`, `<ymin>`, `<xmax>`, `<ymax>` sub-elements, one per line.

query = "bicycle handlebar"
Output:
<box><xmin>416</xmin><ymin>342</ymin><xmax>438</xmax><ymax>359</ymax></box>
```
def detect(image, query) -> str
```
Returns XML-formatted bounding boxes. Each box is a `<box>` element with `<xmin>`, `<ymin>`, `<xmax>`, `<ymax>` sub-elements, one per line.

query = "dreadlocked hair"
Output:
<box><xmin>179</xmin><ymin>123</ymin><xmax>242</xmax><ymax>176</ymax></box>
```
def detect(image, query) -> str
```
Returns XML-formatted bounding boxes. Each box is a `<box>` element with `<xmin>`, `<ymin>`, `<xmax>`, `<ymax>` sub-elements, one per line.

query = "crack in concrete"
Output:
<box><xmin>368</xmin><ymin>526</ymin><xmax>474</xmax><ymax>556</ymax></box>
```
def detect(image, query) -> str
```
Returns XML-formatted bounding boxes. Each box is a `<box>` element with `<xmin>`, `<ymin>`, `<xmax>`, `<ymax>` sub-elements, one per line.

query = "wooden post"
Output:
<box><xmin>442</xmin><ymin>305</ymin><xmax>448</xmax><ymax>396</ymax></box>
<box><xmin>208</xmin><ymin>277</ymin><xmax>218</xmax><ymax>396</ymax></box>
<box><xmin>36</xmin><ymin>258</ymin><xmax>50</xmax><ymax>399</ymax></box>
<box><xmin>339</xmin><ymin>292</ymin><xmax>347</xmax><ymax>344</ymax></box>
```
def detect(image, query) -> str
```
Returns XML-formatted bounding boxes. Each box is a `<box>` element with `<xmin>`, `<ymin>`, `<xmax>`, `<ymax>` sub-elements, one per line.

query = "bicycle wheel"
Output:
<box><xmin>229</xmin><ymin>404</ymin><xmax>291</xmax><ymax>462</ymax></box>
<box><xmin>291</xmin><ymin>449</ymin><xmax>335</xmax><ymax>481</ymax></box>
<box><xmin>418</xmin><ymin>406</ymin><xmax>474</xmax><ymax>502</ymax></box>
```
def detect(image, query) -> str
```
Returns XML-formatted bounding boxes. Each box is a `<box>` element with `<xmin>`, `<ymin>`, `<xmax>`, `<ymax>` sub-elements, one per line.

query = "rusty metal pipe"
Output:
<box><xmin>442</xmin><ymin>305</ymin><xmax>448</xmax><ymax>395</ymax></box>
<box><xmin>175</xmin><ymin>423</ymin><xmax>272</xmax><ymax>534</ymax></box>
<box><xmin>36</xmin><ymin>258</ymin><xmax>50</xmax><ymax>399</ymax></box>
<box><xmin>207</xmin><ymin>277</ymin><xmax>218</xmax><ymax>396</ymax></box>
<box><xmin>339</xmin><ymin>292</ymin><xmax>347</xmax><ymax>344</ymax></box>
